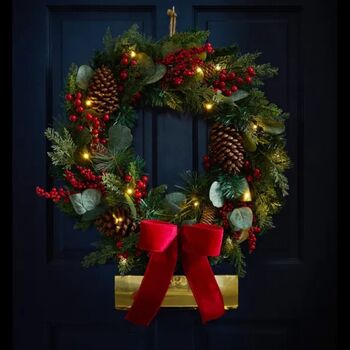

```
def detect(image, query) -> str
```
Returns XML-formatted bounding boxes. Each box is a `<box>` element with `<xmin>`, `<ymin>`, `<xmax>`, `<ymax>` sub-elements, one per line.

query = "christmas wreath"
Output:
<box><xmin>36</xmin><ymin>25</ymin><xmax>291</xmax><ymax>278</ymax></box>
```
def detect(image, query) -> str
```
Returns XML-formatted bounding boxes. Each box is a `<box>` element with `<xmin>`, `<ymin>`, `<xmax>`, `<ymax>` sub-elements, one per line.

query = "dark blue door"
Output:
<box><xmin>12</xmin><ymin>0</ymin><xmax>337</xmax><ymax>349</ymax></box>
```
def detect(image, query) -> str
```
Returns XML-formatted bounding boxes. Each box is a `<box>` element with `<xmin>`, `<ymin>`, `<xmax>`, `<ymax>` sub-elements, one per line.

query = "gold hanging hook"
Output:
<box><xmin>167</xmin><ymin>6</ymin><xmax>177</xmax><ymax>37</ymax></box>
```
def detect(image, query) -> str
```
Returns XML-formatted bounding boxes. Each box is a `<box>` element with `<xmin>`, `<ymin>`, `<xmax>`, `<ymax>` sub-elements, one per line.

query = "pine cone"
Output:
<box><xmin>209</xmin><ymin>123</ymin><xmax>245</xmax><ymax>174</ymax></box>
<box><xmin>200</xmin><ymin>205</ymin><xmax>217</xmax><ymax>225</ymax></box>
<box><xmin>95</xmin><ymin>208</ymin><xmax>138</xmax><ymax>238</ymax></box>
<box><xmin>202</xmin><ymin>62</ymin><xmax>217</xmax><ymax>80</ymax></box>
<box><xmin>87</xmin><ymin>65</ymin><xmax>119</xmax><ymax>115</ymax></box>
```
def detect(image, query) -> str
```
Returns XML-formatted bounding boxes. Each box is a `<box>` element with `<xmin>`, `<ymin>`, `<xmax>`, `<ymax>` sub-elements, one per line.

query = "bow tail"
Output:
<box><xmin>182</xmin><ymin>253</ymin><xmax>225</xmax><ymax>323</ymax></box>
<box><xmin>125</xmin><ymin>240</ymin><xmax>178</xmax><ymax>326</ymax></box>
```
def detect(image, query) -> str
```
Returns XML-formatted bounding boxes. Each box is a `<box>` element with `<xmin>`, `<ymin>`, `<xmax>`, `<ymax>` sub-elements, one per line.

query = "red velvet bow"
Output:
<box><xmin>125</xmin><ymin>220</ymin><xmax>225</xmax><ymax>326</ymax></box>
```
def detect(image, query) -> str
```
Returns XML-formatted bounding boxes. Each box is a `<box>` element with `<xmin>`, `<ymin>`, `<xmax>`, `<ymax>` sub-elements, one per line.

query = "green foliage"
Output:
<box><xmin>82</xmin><ymin>242</ymin><xmax>117</xmax><ymax>268</ymax></box>
<box><xmin>45</xmin><ymin>128</ymin><xmax>76</xmax><ymax>169</ymax></box>
<box><xmin>93</xmin><ymin>148</ymin><xmax>134</xmax><ymax>173</ymax></box>
<box><xmin>65</xmin><ymin>64</ymin><xmax>78</xmax><ymax>95</ymax></box>
<box><xmin>140</xmin><ymin>185</ymin><xmax>168</xmax><ymax>219</ymax></box>
<box><xmin>115</xmin><ymin>106</ymin><xmax>138</xmax><ymax>129</ymax></box>
<box><xmin>218</xmin><ymin>174</ymin><xmax>249</xmax><ymax>200</ymax></box>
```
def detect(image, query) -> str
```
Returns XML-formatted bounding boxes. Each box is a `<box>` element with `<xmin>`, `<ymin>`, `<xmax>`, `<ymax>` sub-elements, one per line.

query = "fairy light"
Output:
<box><xmin>252</xmin><ymin>124</ymin><xmax>258</xmax><ymax>131</ymax></box>
<box><xmin>82</xmin><ymin>151</ymin><xmax>90</xmax><ymax>160</ymax></box>
<box><xmin>126</xmin><ymin>188</ymin><xmax>134</xmax><ymax>195</ymax></box>
<box><xmin>193</xmin><ymin>201</ymin><xmax>200</xmax><ymax>207</ymax></box>
<box><xmin>130</xmin><ymin>50</ymin><xmax>136</xmax><ymax>58</ymax></box>
<box><xmin>215</xmin><ymin>64</ymin><xmax>222</xmax><ymax>71</ymax></box>
<box><xmin>204</xmin><ymin>102</ymin><xmax>214</xmax><ymax>111</ymax></box>
<box><xmin>242</xmin><ymin>188</ymin><xmax>252</xmax><ymax>202</ymax></box>
<box><xmin>196</xmin><ymin>67</ymin><xmax>203</xmax><ymax>74</ymax></box>
<box><xmin>85</xmin><ymin>99</ymin><xmax>92</xmax><ymax>107</ymax></box>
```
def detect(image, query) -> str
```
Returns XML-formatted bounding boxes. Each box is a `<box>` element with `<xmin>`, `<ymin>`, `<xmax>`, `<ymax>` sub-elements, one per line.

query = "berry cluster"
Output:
<box><xmin>243</xmin><ymin>160</ymin><xmax>262</xmax><ymax>183</ymax></box>
<box><xmin>159</xmin><ymin>43</ymin><xmax>214</xmax><ymax>87</ymax></box>
<box><xmin>36</xmin><ymin>186</ymin><xmax>70</xmax><ymax>203</ymax></box>
<box><xmin>124</xmin><ymin>174</ymin><xmax>149</xmax><ymax>203</ymax></box>
<box><xmin>65</xmin><ymin>91</ymin><xmax>109</xmax><ymax>145</ymax></box>
<box><xmin>212</xmin><ymin>66</ymin><xmax>256</xmax><ymax>96</ymax></box>
<box><xmin>219</xmin><ymin>201</ymin><xmax>235</xmax><ymax>229</ymax></box>
<box><xmin>64</xmin><ymin>166</ymin><xmax>105</xmax><ymax>192</ymax></box>
<box><xmin>248</xmin><ymin>226</ymin><xmax>261</xmax><ymax>253</ymax></box>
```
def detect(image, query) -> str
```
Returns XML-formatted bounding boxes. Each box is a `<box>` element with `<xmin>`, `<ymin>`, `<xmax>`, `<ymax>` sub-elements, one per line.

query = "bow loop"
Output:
<box><xmin>181</xmin><ymin>223</ymin><xmax>223</xmax><ymax>256</ymax></box>
<box><xmin>138</xmin><ymin>220</ymin><xmax>178</xmax><ymax>252</ymax></box>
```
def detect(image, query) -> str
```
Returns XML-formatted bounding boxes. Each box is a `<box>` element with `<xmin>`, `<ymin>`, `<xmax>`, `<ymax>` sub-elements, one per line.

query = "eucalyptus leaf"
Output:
<box><xmin>255</xmin><ymin>116</ymin><xmax>286</xmax><ymax>135</ymax></box>
<box><xmin>69</xmin><ymin>189</ymin><xmax>102</xmax><ymax>215</ymax></box>
<box><xmin>136</xmin><ymin>52</ymin><xmax>155</xmax><ymax>76</ymax></box>
<box><xmin>81</xmin><ymin>204</ymin><xmax>107</xmax><ymax>221</ymax></box>
<box><xmin>224</xmin><ymin>90</ymin><xmax>249</xmax><ymax>104</ymax></box>
<box><xmin>165</xmin><ymin>192</ymin><xmax>186</xmax><ymax>213</ymax></box>
<box><xmin>81</xmin><ymin>189</ymin><xmax>101</xmax><ymax>211</ymax></box>
<box><xmin>108</xmin><ymin>124</ymin><xmax>133</xmax><ymax>152</ymax></box>
<box><xmin>229</xmin><ymin>207</ymin><xmax>253</xmax><ymax>230</ymax></box>
<box><xmin>76</xmin><ymin>65</ymin><xmax>94</xmax><ymax>90</ymax></box>
<box><xmin>242</xmin><ymin>132</ymin><xmax>257</xmax><ymax>152</ymax></box>
<box><xmin>69</xmin><ymin>193</ymin><xmax>86</xmax><ymax>215</ymax></box>
<box><xmin>144</xmin><ymin>64</ymin><xmax>166</xmax><ymax>85</ymax></box>
<box><xmin>125</xmin><ymin>193</ymin><xmax>137</xmax><ymax>219</ymax></box>
<box><xmin>209</xmin><ymin>181</ymin><xmax>224</xmax><ymax>208</ymax></box>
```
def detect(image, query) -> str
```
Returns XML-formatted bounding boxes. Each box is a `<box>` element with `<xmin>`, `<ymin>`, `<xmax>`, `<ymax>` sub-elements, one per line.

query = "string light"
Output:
<box><xmin>252</xmin><ymin>124</ymin><xmax>258</xmax><ymax>131</ymax></box>
<box><xmin>130</xmin><ymin>50</ymin><xmax>136</xmax><ymax>58</ymax></box>
<box><xmin>82</xmin><ymin>152</ymin><xmax>90</xmax><ymax>160</ymax></box>
<box><xmin>215</xmin><ymin>64</ymin><xmax>222</xmax><ymax>71</ymax></box>
<box><xmin>242</xmin><ymin>188</ymin><xmax>252</xmax><ymax>202</ymax></box>
<box><xmin>193</xmin><ymin>201</ymin><xmax>200</xmax><ymax>207</ymax></box>
<box><xmin>126</xmin><ymin>188</ymin><xmax>134</xmax><ymax>195</ymax></box>
<box><xmin>85</xmin><ymin>99</ymin><xmax>92</xmax><ymax>107</ymax></box>
<box><xmin>204</xmin><ymin>102</ymin><xmax>214</xmax><ymax>111</ymax></box>
<box><xmin>196</xmin><ymin>67</ymin><xmax>203</xmax><ymax>74</ymax></box>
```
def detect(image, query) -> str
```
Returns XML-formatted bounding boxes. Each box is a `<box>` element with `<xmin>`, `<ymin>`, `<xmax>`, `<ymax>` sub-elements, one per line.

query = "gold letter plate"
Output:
<box><xmin>115</xmin><ymin>275</ymin><xmax>238</xmax><ymax>310</ymax></box>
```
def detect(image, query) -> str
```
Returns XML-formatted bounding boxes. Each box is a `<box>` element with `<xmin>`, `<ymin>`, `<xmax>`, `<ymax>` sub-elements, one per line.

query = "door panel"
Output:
<box><xmin>13</xmin><ymin>0</ymin><xmax>337</xmax><ymax>349</ymax></box>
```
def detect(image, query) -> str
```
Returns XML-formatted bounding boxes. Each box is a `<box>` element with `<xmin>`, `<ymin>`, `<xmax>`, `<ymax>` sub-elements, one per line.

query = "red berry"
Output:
<box><xmin>134</xmin><ymin>189</ymin><xmax>142</xmax><ymax>199</ymax></box>
<box><xmin>219</xmin><ymin>81</ymin><xmax>226</xmax><ymax>89</ymax></box>
<box><xmin>103</xmin><ymin>114</ymin><xmax>110</xmax><ymax>122</ymax></box>
<box><xmin>118</xmin><ymin>85</ymin><xmax>125</xmax><ymax>93</ymax></box>
<box><xmin>116</xmin><ymin>241</ymin><xmax>123</xmax><ymax>249</ymax></box>
<box><xmin>221</xmin><ymin>69</ymin><xmax>227</xmax><ymax>75</ymax></box>
<box><xmin>69</xmin><ymin>115</ymin><xmax>77</xmax><ymax>122</ymax></box>
<box><xmin>74</xmin><ymin>99</ymin><xmax>82</xmax><ymax>107</ymax></box>
<box><xmin>92</xmin><ymin>128</ymin><xmax>99</xmax><ymax>135</ymax></box>
<box><xmin>236</xmin><ymin>77</ymin><xmax>244</xmax><ymax>85</ymax></box>
<box><xmin>136</xmin><ymin>180</ymin><xmax>146</xmax><ymax>190</ymax></box>
<box><xmin>244</xmin><ymin>160</ymin><xmax>250</xmax><ymax>169</ymax></box>
<box><xmin>223</xmin><ymin>89</ymin><xmax>232</xmax><ymax>97</ymax></box>
<box><xmin>121</xmin><ymin>57</ymin><xmax>129</xmax><ymax>65</ymax></box>
<box><xmin>65</xmin><ymin>93</ymin><xmax>73</xmax><ymax>101</ymax></box>
<box><xmin>76</xmin><ymin>125</ymin><xmax>84</xmax><ymax>132</ymax></box>
<box><xmin>92</xmin><ymin>137</ymin><xmax>100</xmax><ymax>144</ymax></box>
<box><xmin>203</xmin><ymin>155</ymin><xmax>209</xmax><ymax>162</ymax></box>
<box><xmin>100</xmin><ymin>138</ymin><xmax>107</xmax><ymax>145</ymax></box>
<box><xmin>231</xmin><ymin>85</ymin><xmax>238</xmax><ymax>92</ymax></box>
<box><xmin>141</xmin><ymin>175</ymin><xmax>148</xmax><ymax>183</ymax></box>
<box><xmin>219</xmin><ymin>73</ymin><xmax>227</xmax><ymax>81</ymax></box>
<box><xmin>76</xmin><ymin>92</ymin><xmax>82</xmax><ymax>99</ymax></box>
<box><xmin>246</xmin><ymin>76</ymin><xmax>253</xmax><ymax>84</ymax></box>
<box><xmin>130</xmin><ymin>59</ymin><xmax>137</xmax><ymax>66</ymax></box>
<box><xmin>76</xmin><ymin>106</ymin><xmax>84</xmax><ymax>113</ymax></box>
<box><xmin>124</xmin><ymin>175</ymin><xmax>132</xmax><ymax>183</ymax></box>
<box><xmin>213</xmin><ymin>80</ymin><xmax>220</xmax><ymax>88</ymax></box>
<box><xmin>86</xmin><ymin>113</ymin><xmax>93</xmax><ymax>121</ymax></box>
<box><xmin>93</xmin><ymin>120</ymin><xmax>100</xmax><ymax>127</ymax></box>
<box><xmin>247</xmin><ymin>175</ymin><xmax>253</xmax><ymax>183</ymax></box>
<box><xmin>227</xmin><ymin>72</ymin><xmax>236</xmax><ymax>80</ymax></box>
<box><xmin>247</xmin><ymin>66</ymin><xmax>256</xmax><ymax>76</ymax></box>
<box><xmin>120</xmin><ymin>70</ymin><xmax>128</xmax><ymax>80</ymax></box>
<box><xmin>253</xmin><ymin>168</ymin><xmax>262</xmax><ymax>178</ymax></box>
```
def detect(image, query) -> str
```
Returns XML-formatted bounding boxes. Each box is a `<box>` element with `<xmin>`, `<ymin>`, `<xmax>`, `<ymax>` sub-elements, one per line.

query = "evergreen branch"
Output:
<box><xmin>45</xmin><ymin>128</ymin><xmax>76</xmax><ymax>169</ymax></box>
<box><xmin>82</xmin><ymin>244</ymin><xmax>117</xmax><ymax>268</ymax></box>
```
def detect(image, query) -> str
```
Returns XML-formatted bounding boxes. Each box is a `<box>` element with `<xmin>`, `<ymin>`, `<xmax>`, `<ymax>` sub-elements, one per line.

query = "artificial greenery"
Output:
<box><xmin>37</xmin><ymin>25</ymin><xmax>290</xmax><ymax>277</ymax></box>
